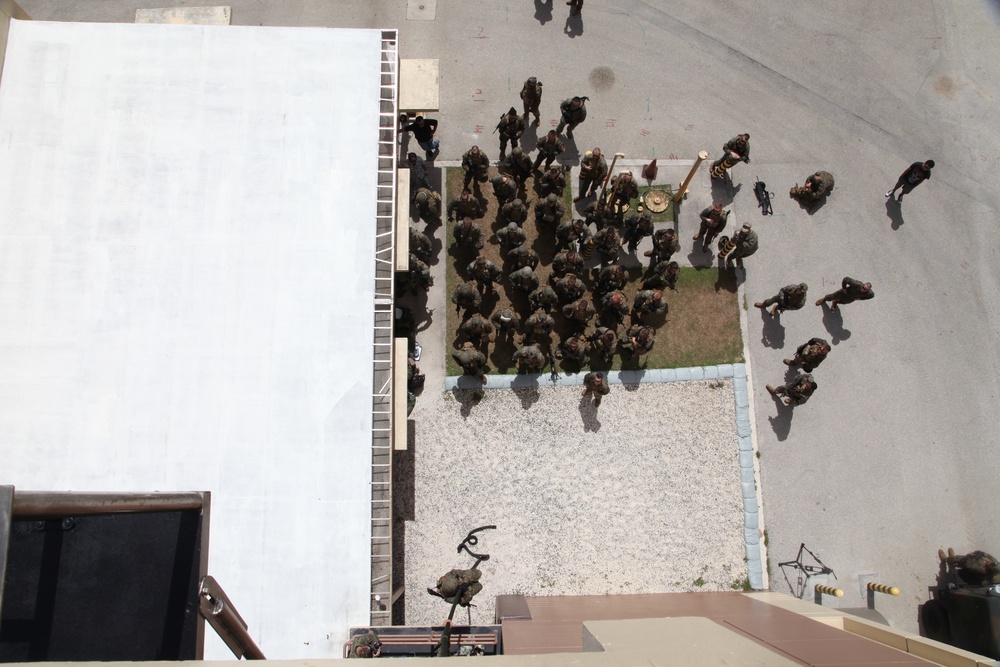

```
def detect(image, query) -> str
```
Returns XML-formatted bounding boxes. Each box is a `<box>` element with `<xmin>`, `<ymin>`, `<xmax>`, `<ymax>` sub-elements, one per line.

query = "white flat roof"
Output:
<box><xmin>0</xmin><ymin>19</ymin><xmax>384</xmax><ymax>659</ymax></box>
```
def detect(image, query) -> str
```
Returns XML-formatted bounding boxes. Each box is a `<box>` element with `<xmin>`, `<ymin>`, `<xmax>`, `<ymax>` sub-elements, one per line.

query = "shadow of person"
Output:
<box><xmin>452</xmin><ymin>386</ymin><xmax>485</xmax><ymax>419</ymax></box>
<box><xmin>533</xmin><ymin>0</ymin><xmax>553</xmax><ymax>24</ymax></box>
<box><xmin>885</xmin><ymin>197</ymin><xmax>905</xmax><ymax>230</ymax></box>
<box><xmin>767</xmin><ymin>397</ymin><xmax>794</xmax><ymax>441</ymax></box>
<box><xmin>793</xmin><ymin>195</ymin><xmax>828</xmax><ymax>215</ymax></box>
<box><xmin>564</xmin><ymin>13</ymin><xmax>584</xmax><ymax>37</ymax></box>
<box><xmin>512</xmin><ymin>383</ymin><xmax>541</xmax><ymax>410</ymax></box>
<box><xmin>580</xmin><ymin>394</ymin><xmax>602</xmax><ymax>431</ymax></box>
<box><xmin>710</xmin><ymin>177</ymin><xmax>741</xmax><ymax>203</ymax></box>
<box><xmin>820</xmin><ymin>303</ymin><xmax>852</xmax><ymax>343</ymax></box>
<box><xmin>688</xmin><ymin>246</ymin><xmax>715</xmax><ymax>268</ymax></box>
<box><xmin>760</xmin><ymin>309</ymin><xmax>786</xmax><ymax>349</ymax></box>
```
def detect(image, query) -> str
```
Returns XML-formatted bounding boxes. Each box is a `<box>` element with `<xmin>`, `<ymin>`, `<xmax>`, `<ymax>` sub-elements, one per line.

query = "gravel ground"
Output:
<box><xmin>401</xmin><ymin>380</ymin><xmax>746</xmax><ymax>626</ymax></box>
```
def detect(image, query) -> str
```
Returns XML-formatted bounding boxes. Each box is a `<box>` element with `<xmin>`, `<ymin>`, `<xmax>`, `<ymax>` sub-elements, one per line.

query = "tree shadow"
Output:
<box><xmin>579</xmin><ymin>394</ymin><xmax>602</xmax><ymax>431</ymax></box>
<box><xmin>766</xmin><ymin>396</ymin><xmax>794</xmax><ymax>441</ymax></box>
<box><xmin>760</xmin><ymin>309</ymin><xmax>786</xmax><ymax>349</ymax></box>
<box><xmin>533</xmin><ymin>0</ymin><xmax>553</xmax><ymax>24</ymax></box>
<box><xmin>820</xmin><ymin>303</ymin><xmax>852</xmax><ymax>343</ymax></box>
<box><xmin>885</xmin><ymin>197</ymin><xmax>905</xmax><ymax>230</ymax></box>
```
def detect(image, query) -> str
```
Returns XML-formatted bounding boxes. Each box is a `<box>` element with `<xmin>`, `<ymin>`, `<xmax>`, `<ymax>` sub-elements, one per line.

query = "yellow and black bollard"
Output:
<box><xmin>581</xmin><ymin>237</ymin><xmax>595</xmax><ymax>260</ymax></box>
<box><xmin>866</xmin><ymin>582</ymin><xmax>899</xmax><ymax>609</ymax></box>
<box><xmin>709</xmin><ymin>151</ymin><xmax>739</xmax><ymax>180</ymax></box>
<box><xmin>814</xmin><ymin>584</ymin><xmax>844</xmax><ymax>605</ymax></box>
<box><xmin>717</xmin><ymin>235</ymin><xmax>735</xmax><ymax>260</ymax></box>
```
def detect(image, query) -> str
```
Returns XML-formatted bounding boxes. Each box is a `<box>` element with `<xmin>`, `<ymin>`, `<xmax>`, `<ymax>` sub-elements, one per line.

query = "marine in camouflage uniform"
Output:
<box><xmin>551</xmin><ymin>273</ymin><xmax>586</xmax><ymax>303</ymax></box>
<box><xmin>534</xmin><ymin>193</ymin><xmax>565</xmax><ymax>228</ymax></box>
<box><xmin>693</xmin><ymin>202</ymin><xmax>729</xmax><ymax>252</ymax></box>
<box><xmin>816</xmin><ymin>277</ymin><xmax>874</xmax><ymax>310</ymax></box>
<box><xmin>491</xmin><ymin>308</ymin><xmax>521</xmax><ymax>342</ymax></box>
<box><xmin>458</xmin><ymin>313</ymin><xmax>494</xmax><ymax>347</ymax></box>
<box><xmin>496</xmin><ymin>107</ymin><xmax>525</xmax><ymax>159</ymax></box>
<box><xmin>496</xmin><ymin>221</ymin><xmax>526</xmax><ymax>251</ymax></box>
<box><xmin>766</xmin><ymin>372</ymin><xmax>816</xmax><ymax>406</ymax></box>
<box><xmin>501</xmin><ymin>147</ymin><xmax>533</xmax><ymax>188</ymax></box>
<box><xmin>490</xmin><ymin>172</ymin><xmax>518</xmax><ymax>206</ymax></box>
<box><xmin>451</xmin><ymin>343</ymin><xmax>488</xmax><ymax>383</ymax></box>
<box><xmin>406</xmin><ymin>254</ymin><xmax>433</xmax><ymax>293</ymax></box>
<box><xmin>555</xmin><ymin>218</ymin><xmax>591</xmax><ymax>252</ymax></box>
<box><xmin>552</xmin><ymin>249</ymin><xmax>584</xmax><ymax>277</ymax></box>
<box><xmin>647</xmin><ymin>228</ymin><xmax>679</xmax><ymax>267</ymax></box>
<box><xmin>585</xmin><ymin>197</ymin><xmax>616</xmax><ymax>230</ymax></box>
<box><xmin>413</xmin><ymin>188</ymin><xmax>443</xmax><ymax>225</ymax></box>
<box><xmin>428</xmin><ymin>568</ymin><xmax>483</xmax><ymax>606</ymax></box>
<box><xmin>939</xmin><ymin>548</ymin><xmax>1000</xmax><ymax>586</ymax></box>
<box><xmin>587</xmin><ymin>326</ymin><xmax>618</xmax><ymax>363</ymax></box>
<box><xmin>447</xmin><ymin>189</ymin><xmax>483</xmax><ymax>221</ymax></box>
<box><xmin>783</xmin><ymin>337</ymin><xmax>830</xmax><ymax>373</ymax></box>
<box><xmin>453</xmin><ymin>217</ymin><xmax>485</xmax><ymax>252</ymax></box>
<box><xmin>467</xmin><ymin>257</ymin><xmax>502</xmax><ymax>293</ymax></box>
<box><xmin>631</xmin><ymin>289</ymin><xmax>667</xmax><ymax>322</ymax></box>
<box><xmin>608</xmin><ymin>171</ymin><xmax>640</xmax><ymax>216</ymax></box>
<box><xmin>500</xmin><ymin>198</ymin><xmax>528</xmax><ymax>226</ymax></box>
<box><xmin>555</xmin><ymin>334</ymin><xmax>588</xmax><ymax>363</ymax></box>
<box><xmin>621</xmin><ymin>324</ymin><xmax>655</xmax><ymax>358</ymax></box>
<box><xmin>349</xmin><ymin>630</ymin><xmax>382</xmax><ymax>659</ymax></box>
<box><xmin>595</xmin><ymin>264</ymin><xmax>627</xmax><ymax>295</ymax></box>
<box><xmin>507</xmin><ymin>245</ymin><xmax>540</xmax><ymax>271</ymax></box>
<box><xmin>621</xmin><ymin>209</ymin><xmax>654</xmax><ymax>252</ymax></box>
<box><xmin>452</xmin><ymin>282</ymin><xmax>482</xmax><ymax>314</ymax></box>
<box><xmin>790</xmin><ymin>170</ymin><xmax>835</xmax><ymax>203</ymax></box>
<box><xmin>523</xmin><ymin>311</ymin><xmax>556</xmax><ymax>342</ymax></box>
<box><xmin>528</xmin><ymin>285</ymin><xmax>559</xmax><ymax>312</ymax></box>
<box><xmin>538</xmin><ymin>166</ymin><xmax>567</xmax><ymax>197</ymax></box>
<box><xmin>461</xmin><ymin>145</ymin><xmax>490</xmax><ymax>189</ymax></box>
<box><xmin>409</xmin><ymin>227</ymin><xmax>433</xmax><ymax>263</ymax></box>
<box><xmin>555</xmin><ymin>96</ymin><xmax>587</xmax><ymax>138</ymax></box>
<box><xmin>643</xmin><ymin>261</ymin><xmax>679</xmax><ymax>291</ymax></box>
<box><xmin>600</xmin><ymin>290</ymin><xmax>629</xmax><ymax>326</ymax></box>
<box><xmin>582</xmin><ymin>371</ymin><xmax>610</xmax><ymax>406</ymax></box>
<box><xmin>513</xmin><ymin>343</ymin><xmax>547</xmax><ymax>371</ymax></box>
<box><xmin>562</xmin><ymin>298</ymin><xmax>596</xmax><ymax>327</ymax></box>
<box><xmin>755</xmin><ymin>283</ymin><xmax>808</xmax><ymax>318</ymax></box>
<box><xmin>519</xmin><ymin>76</ymin><xmax>543</xmax><ymax>125</ymax></box>
<box><xmin>594</xmin><ymin>225</ymin><xmax>622</xmax><ymax>264</ymax></box>
<box><xmin>575</xmin><ymin>148</ymin><xmax>608</xmax><ymax>201</ymax></box>
<box><xmin>725</xmin><ymin>223</ymin><xmax>759</xmax><ymax>269</ymax></box>
<box><xmin>508</xmin><ymin>265</ymin><xmax>540</xmax><ymax>293</ymax></box>
<box><xmin>533</xmin><ymin>131</ymin><xmax>566</xmax><ymax>171</ymax></box>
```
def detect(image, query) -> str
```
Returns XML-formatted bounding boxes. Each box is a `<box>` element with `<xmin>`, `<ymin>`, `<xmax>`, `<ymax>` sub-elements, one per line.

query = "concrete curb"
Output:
<box><xmin>445</xmin><ymin>360</ymin><xmax>766</xmax><ymax>592</ymax></box>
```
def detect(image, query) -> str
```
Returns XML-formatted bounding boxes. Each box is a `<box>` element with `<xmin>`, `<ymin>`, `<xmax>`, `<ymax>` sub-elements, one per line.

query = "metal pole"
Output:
<box><xmin>199</xmin><ymin>576</ymin><xmax>266</xmax><ymax>660</ymax></box>
<box><xmin>674</xmin><ymin>150</ymin><xmax>709</xmax><ymax>203</ymax></box>
<box><xmin>11</xmin><ymin>491</ymin><xmax>206</xmax><ymax>518</ymax></box>
<box><xmin>599</xmin><ymin>152</ymin><xmax>625</xmax><ymax>201</ymax></box>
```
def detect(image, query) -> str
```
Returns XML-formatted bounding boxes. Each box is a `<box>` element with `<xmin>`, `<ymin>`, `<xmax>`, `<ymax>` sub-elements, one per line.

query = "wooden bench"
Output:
<box><xmin>344</xmin><ymin>626</ymin><xmax>501</xmax><ymax>657</ymax></box>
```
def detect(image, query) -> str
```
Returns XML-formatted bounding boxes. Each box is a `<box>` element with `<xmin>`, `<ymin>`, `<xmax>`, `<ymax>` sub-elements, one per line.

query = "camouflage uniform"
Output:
<box><xmin>501</xmin><ymin>147</ymin><xmax>533</xmax><ymax>187</ymax></box>
<box><xmin>414</xmin><ymin>188</ymin><xmax>443</xmax><ymax>224</ymax></box>
<box><xmin>539</xmin><ymin>166</ymin><xmax>567</xmax><ymax>197</ymax></box>
<box><xmin>632</xmin><ymin>289</ymin><xmax>668</xmax><ymax>321</ymax></box>
<box><xmin>508</xmin><ymin>265</ymin><xmax>540</xmax><ymax>293</ymax></box>
<box><xmin>349</xmin><ymin>630</ymin><xmax>381</xmax><ymax>659</ymax></box>
<box><xmin>533</xmin><ymin>132</ymin><xmax>566</xmax><ymax>171</ymax></box>
<box><xmin>816</xmin><ymin>277</ymin><xmax>874</xmax><ymax>309</ymax></box>
<box><xmin>500</xmin><ymin>198</ymin><xmax>529</xmax><ymax>226</ymax></box>
<box><xmin>790</xmin><ymin>171</ymin><xmax>835</xmax><ymax>202</ymax></box>
<box><xmin>723</xmin><ymin>134</ymin><xmax>751</xmax><ymax>163</ymax></box>
<box><xmin>458</xmin><ymin>314</ymin><xmax>494</xmax><ymax>347</ymax></box>
<box><xmin>552</xmin><ymin>249</ymin><xmax>584</xmax><ymax>277</ymax></box>
<box><xmin>496</xmin><ymin>221</ymin><xmax>526</xmax><ymax>250</ymax></box>
<box><xmin>507</xmin><ymin>245</ymin><xmax>540</xmax><ymax>271</ymax></box>
<box><xmin>409</xmin><ymin>227</ymin><xmax>432</xmax><ymax>263</ymax></box>
<box><xmin>784</xmin><ymin>337</ymin><xmax>830</xmax><ymax>373</ymax></box>
<box><xmin>453</xmin><ymin>217</ymin><xmax>485</xmax><ymax>251</ymax></box>
<box><xmin>555</xmin><ymin>96</ymin><xmax>588</xmax><ymax>138</ymax></box>
<box><xmin>694</xmin><ymin>204</ymin><xmax>729</xmax><ymax>251</ymax></box>
<box><xmin>491</xmin><ymin>308</ymin><xmax>522</xmax><ymax>342</ymax></box>
<box><xmin>600</xmin><ymin>290</ymin><xmax>630</xmax><ymax>325</ymax></box>
<box><xmin>452</xmin><ymin>282</ymin><xmax>482</xmax><ymax>314</ymax></box>
<box><xmin>767</xmin><ymin>373</ymin><xmax>816</xmax><ymax>406</ymax></box>
<box><xmin>643</xmin><ymin>261</ymin><xmax>679</xmax><ymax>291</ymax></box>
<box><xmin>621</xmin><ymin>210</ymin><xmax>654</xmax><ymax>252</ymax></box>
<box><xmin>621</xmin><ymin>324</ymin><xmax>655</xmax><ymax>357</ymax></box>
<box><xmin>534</xmin><ymin>194</ymin><xmax>565</xmax><ymax>228</ymax></box>
<box><xmin>519</xmin><ymin>77</ymin><xmax>543</xmax><ymax>125</ymax></box>
<box><xmin>551</xmin><ymin>273</ymin><xmax>586</xmax><ymax>302</ymax></box>
<box><xmin>555</xmin><ymin>335</ymin><xmax>588</xmax><ymax>363</ymax></box>
<box><xmin>528</xmin><ymin>285</ymin><xmax>559</xmax><ymax>312</ymax></box>
<box><xmin>430</xmin><ymin>568</ymin><xmax>483</xmax><ymax>606</ymax></box>
<box><xmin>496</xmin><ymin>108</ymin><xmax>525</xmax><ymax>158</ymax></box>
<box><xmin>576</xmin><ymin>149</ymin><xmax>608</xmax><ymax>201</ymax></box>
<box><xmin>755</xmin><ymin>283</ymin><xmax>808</xmax><ymax>317</ymax></box>
<box><xmin>461</xmin><ymin>146</ymin><xmax>490</xmax><ymax>189</ymax></box>
<box><xmin>555</xmin><ymin>218</ymin><xmax>591</xmax><ymax>251</ymax></box>
<box><xmin>582</xmin><ymin>371</ymin><xmax>610</xmax><ymax>405</ymax></box>
<box><xmin>490</xmin><ymin>172</ymin><xmax>518</xmax><ymax>206</ymax></box>
<box><xmin>726</xmin><ymin>226</ymin><xmax>759</xmax><ymax>268</ymax></box>
<box><xmin>647</xmin><ymin>228</ymin><xmax>679</xmax><ymax>267</ymax></box>
<box><xmin>608</xmin><ymin>172</ymin><xmax>640</xmax><ymax>215</ymax></box>
<box><xmin>523</xmin><ymin>311</ymin><xmax>556</xmax><ymax>340</ymax></box>
<box><xmin>585</xmin><ymin>198</ymin><xmax>616</xmax><ymax>230</ymax></box>
<box><xmin>941</xmin><ymin>549</ymin><xmax>1000</xmax><ymax>586</ymax></box>
<box><xmin>595</xmin><ymin>264</ymin><xmax>627</xmax><ymax>295</ymax></box>
<box><xmin>452</xmin><ymin>343</ymin><xmax>488</xmax><ymax>382</ymax></box>
<box><xmin>513</xmin><ymin>344</ymin><xmax>546</xmax><ymax>371</ymax></box>
<box><xmin>467</xmin><ymin>257</ymin><xmax>502</xmax><ymax>292</ymax></box>
<box><xmin>594</xmin><ymin>226</ymin><xmax>622</xmax><ymax>264</ymax></box>
<box><xmin>447</xmin><ymin>191</ymin><xmax>483</xmax><ymax>221</ymax></box>
<box><xmin>562</xmin><ymin>298</ymin><xmax>596</xmax><ymax>326</ymax></box>
<box><xmin>587</xmin><ymin>326</ymin><xmax>618</xmax><ymax>362</ymax></box>
<box><xmin>407</xmin><ymin>254</ymin><xmax>433</xmax><ymax>292</ymax></box>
